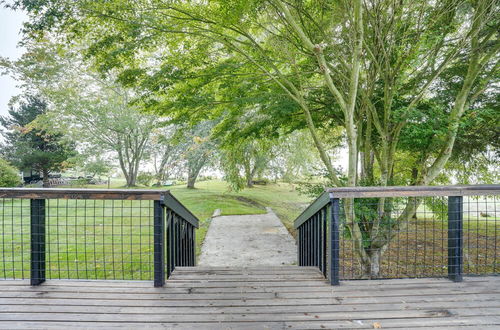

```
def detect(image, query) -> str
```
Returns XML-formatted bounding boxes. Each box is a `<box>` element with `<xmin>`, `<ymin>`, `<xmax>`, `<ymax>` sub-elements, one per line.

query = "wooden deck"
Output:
<box><xmin>0</xmin><ymin>267</ymin><xmax>499</xmax><ymax>329</ymax></box>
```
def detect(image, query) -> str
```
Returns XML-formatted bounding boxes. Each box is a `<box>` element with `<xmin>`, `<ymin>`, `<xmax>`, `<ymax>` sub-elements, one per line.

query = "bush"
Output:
<box><xmin>69</xmin><ymin>178</ymin><xmax>90</xmax><ymax>188</ymax></box>
<box><xmin>0</xmin><ymin>159</ymin><xmax>21</xmax><ymax>187</ymax></box>
<box><xmin>137</xmin><ymin>172</ymin><xmax>155</xmax><ymax>187</ymax></box>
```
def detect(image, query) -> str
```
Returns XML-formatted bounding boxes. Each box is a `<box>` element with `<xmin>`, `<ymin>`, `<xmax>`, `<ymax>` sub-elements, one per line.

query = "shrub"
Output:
<box><xmin>0</xmin><ymin>159</ymin><xmax>21</xmax><ymax>187</ymax></box>
<box><xmin>137</xmin><ymin>172</ymin><xmax>155</xmax><ymax>187</ymax></box>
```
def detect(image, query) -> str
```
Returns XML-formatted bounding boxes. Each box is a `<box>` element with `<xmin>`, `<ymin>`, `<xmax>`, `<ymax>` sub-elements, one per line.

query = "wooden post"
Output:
<box><xmin>153</xmin><ymin>199</ymin><xmax>165</xmax><ymax>287</ymax></box>
<box><xmin>448</xmin><ymin>196</ymin><xmax>463</xmax><ymax>282</ymax></box>
<box><xmin>329</xmin><ymin>194</ymin><xmax>340</xmax><ymax>286</ymax></box>
<box><xmin>30</xmin><ymin>199</ymin><xmax>46</xmax><ymax>286</ymax></box>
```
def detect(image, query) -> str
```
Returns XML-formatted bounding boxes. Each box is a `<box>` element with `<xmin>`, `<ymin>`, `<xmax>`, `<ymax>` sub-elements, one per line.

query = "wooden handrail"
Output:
<box><xmin>294</xmin><ymin>192</ymin><xmax>330</xmax><ymax>229</ymax></box>
<box><xmin>162</xmin><ymin>193</ymin><xmax>199</xmax><ymax>228</ymax></box>
<box><xmin>294</xmin><ymin>184</ymin><xmax>500</xmax><ymax>228</ymax></box>
<box><xmin>0</xmin><ymin>188</ymin><xmax>199</xmax><ymax>228</ymax></box>
<box><xmin>0</xmin><ymin>188</ymin><xmax>166</xmax><ymax>200</ymax></box>
<box><xmin>327</xmin><ymin>184</ymin><xmax>500</xmax><ymax>198</ymax></box>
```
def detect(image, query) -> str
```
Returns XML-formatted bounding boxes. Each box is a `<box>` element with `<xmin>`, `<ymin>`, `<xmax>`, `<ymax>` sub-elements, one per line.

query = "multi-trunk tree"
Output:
<box><xmin>220</xmin><ymin>139</ymin><xmax>272</xmax><ymax>190</ymax></box>
<box><xmin>150</xmin><ymin>126</ymin><xmax>185</xmax><ymax>186</ymax></box>
<box><xmin>181</xmin><ymin>121</ymin><xmax>217</xmax><ymax>189</ymax></box>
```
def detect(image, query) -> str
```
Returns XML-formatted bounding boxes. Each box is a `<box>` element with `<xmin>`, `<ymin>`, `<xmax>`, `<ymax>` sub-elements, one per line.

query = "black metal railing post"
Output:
<box><xmin>192</xmin><ymin>225</ymin><xmax>196</xmax><ymax>266</ymax></box>
<box><xmin>30</xmin><ymin>199</ymin><xmax>46</xmax><ymax>286</ymax></box>
<box><xmin>153</xmin><ymin>199</ymin><xmax>165</xmax><ymax>287</ymax></box>
<box><xmin>329</xmin><ymin>194</ymin><xmax>340</xmax><ymax>286</ymax></box>
<box><xmin>321</xmin><ymin>207</ymin><xmax>327</xmax><ymax>276</ymax></box>
<box><xmin>448</xmin><ymin>196</ymin><xmax>463</xmax><ymax>282</ymax></box>
<box><xmin>166</xmin><ymin>209</ymin><xmax>173</xmax><ymax>278</ymax></box>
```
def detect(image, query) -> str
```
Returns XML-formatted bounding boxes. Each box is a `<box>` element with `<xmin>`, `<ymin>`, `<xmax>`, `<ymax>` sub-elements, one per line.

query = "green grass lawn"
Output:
<box><xmin>0</xmin><ymin>180</ymin><xmax>310</xmax><ymax>281</ymax></box>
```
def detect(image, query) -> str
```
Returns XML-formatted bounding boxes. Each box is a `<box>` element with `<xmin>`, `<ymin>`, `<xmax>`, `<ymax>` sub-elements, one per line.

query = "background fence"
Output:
<box><xmin>295</xmin><ymin>185</ymin><xmax>499</xmax><ymax>284</ymax></box>
<box><xmin>0</xmin><ymin>189</ymin><xmax>198</xmax><ymax>286</ymax></box>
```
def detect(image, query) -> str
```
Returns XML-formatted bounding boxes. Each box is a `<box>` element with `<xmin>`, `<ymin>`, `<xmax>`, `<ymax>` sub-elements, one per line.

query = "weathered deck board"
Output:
<box><xmin>0</xmin><ymin>267</ymin><xmax>498</xmax><ymax>329</ymax></box>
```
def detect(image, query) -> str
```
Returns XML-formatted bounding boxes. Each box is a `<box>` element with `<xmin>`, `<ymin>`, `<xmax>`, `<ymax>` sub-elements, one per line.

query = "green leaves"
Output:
<box><xmin>0</xmin><ymin>95</ymin><xmax>77</xmax><ymax>175</ymax></box>
<box><xmin>0</xmin><ymin>159</ymin><xmax>21</xmax><ymax>187</ymax></box>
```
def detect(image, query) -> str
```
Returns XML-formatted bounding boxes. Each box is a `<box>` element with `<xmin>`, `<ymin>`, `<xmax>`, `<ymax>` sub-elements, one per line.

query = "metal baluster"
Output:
<box><xmin>330</xmin><ymin>196</ymin><xmax>340</xmax><ymax>286</ymax></box>
<box><xmin>153</xmin><ymin>200</ymin><xmax>165</xmax><ymax>287</ymax></box>
<box><xmin>30</xmin><ymin>199</ymin><xmax>46</xmax><ymax>286</ymax></box>
<box><xmin>448</xmin><ymin>196</ymin><xmax>463</xmax><ymax>282</ymax></box>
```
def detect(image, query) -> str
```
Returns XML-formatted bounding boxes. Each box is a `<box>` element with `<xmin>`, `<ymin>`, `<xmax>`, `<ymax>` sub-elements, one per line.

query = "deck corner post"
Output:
<box><xmin>448</xmin><ymin>195</ymin><xmax>463</xmax><ymax>282</ymax></box>
<box><xmin>30</xmin><ymin>199</ymin><xmax>46</xmax><ymax>286</ymax></box>
<box><xmin>329</xmin><ymin>194</ymin><xmax>340</xmax><ymax>286</ymax></box>
<box><xmin>154</xmin><ymin>199</ymin><xmax>165</xmax><ymax>287</ymax></box>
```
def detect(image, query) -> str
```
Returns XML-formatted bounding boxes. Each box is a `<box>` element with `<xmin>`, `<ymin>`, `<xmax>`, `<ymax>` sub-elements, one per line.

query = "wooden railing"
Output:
<box><xmin>0</xmin><ymin>188</ymin><xmax>199</xmax><ymax>287</ymax></box>
<box><xmin>294</xmin><ymin>185</ymin><xmax>500</xmax><ymax>285</ymax></box>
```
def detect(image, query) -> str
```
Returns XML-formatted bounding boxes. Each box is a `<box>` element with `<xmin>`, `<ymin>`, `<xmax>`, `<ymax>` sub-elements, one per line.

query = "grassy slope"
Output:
<box><xmin>168</xmin><ymin>180</ymin><xmax>312</xmax><ymax>246</ymax></box>
<box><xmin>71</xmin><ymin>179</ymin><xmax>310</xmax><ymax>254</ymax></box>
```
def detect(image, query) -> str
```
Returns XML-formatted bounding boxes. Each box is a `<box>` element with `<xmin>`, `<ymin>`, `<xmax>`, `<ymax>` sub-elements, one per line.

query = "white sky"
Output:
<box><xmin>0</xmin><ymin>7</ymin><xmax>27</xmax><ymax>116</ymax></box>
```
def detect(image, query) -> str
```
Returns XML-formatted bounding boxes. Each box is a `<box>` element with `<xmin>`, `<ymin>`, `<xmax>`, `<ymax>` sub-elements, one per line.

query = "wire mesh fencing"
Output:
<box><xmin>295</xmin><ymin>185</ymin><xmax>499</xmax><ymax>283</ymax></box>
<box><xmin>0</xmin><ymin>198</ymin><xmax>30</xmax><ymax>280</ymax></box>
<box><xmin>338</xmin><ymin>195</ymin><xmax>498</xmax><ymax>279</ymax></box>
<box><xmin>0</xmin><ymin>189</ymin><xmax>199</xmax><ymax>285</ymax></box>
<box><xmin>1</xmin><ymin>198</ymin><xmax>154</xmax><ymax>281</ymax></box>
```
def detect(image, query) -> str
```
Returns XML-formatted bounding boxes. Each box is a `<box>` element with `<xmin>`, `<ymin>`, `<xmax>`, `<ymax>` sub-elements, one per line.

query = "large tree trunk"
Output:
<box><xmin>360</xmin><ymin>197</ymin><xmax>421</xmax><ymax>277</ymax></box>
<box><xmin>42</xmin><ymin>169</ymin><xmax>50</xmax><ymax>188</ymax></box>
<box><xmin>361</xmin><ymin>250</ymin><xmax>382</xmax><ymax>278</ymax></box>
<box><xmin>187</xmin><ymin>172</ymin><xmax>198</xmax><ymax>189</ymax></box>
<box><xmin>155</xmin><ymin>156</ymin><xmax>168</xmax><ymax>186</ymax></box>
<box><xmin>117</xmin><ymin>143</ymin><xmax>142</xmax><ymax>187</ymax></box>
<box><xmin>127</xmin><ymin>174</ymin><xmax>137</xmax><ymax>187</ymax></box>
<box><xmin>246</xmin><ymin>165</ymin><xmax>259</xmax><ymax>188</ymax></box>
<box><xmin>187</xmin><ymin>161</ymin><xmax>204</xmax><ymax>189</ymax></box>
<box><xmin>186</xmin><ymin>155</ymin><xmax>207</xmax><ymax>189</ymax></box>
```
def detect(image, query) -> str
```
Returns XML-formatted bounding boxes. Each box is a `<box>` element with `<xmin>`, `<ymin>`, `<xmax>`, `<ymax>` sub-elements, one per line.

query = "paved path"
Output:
<box><xmin>198</xmin><ymin>208</ymin><xmax>297</xmax><ymax>266</ymax></box>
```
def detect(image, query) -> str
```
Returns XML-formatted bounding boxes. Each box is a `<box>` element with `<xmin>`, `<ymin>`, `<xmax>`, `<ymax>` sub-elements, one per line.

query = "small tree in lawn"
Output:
<box><xmin>84</xmin><ymin>159</ymin><xmax>111</xmax><ymax>180</ymax></box>
<box><xmin>0</xmin><ymin>95</ymin><xmax>76</xmax><ymax>187</ymax></box>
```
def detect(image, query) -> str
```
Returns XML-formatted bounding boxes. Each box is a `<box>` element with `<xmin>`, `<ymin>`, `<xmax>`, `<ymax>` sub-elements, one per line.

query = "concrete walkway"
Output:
<box><xmin>198</xmin><ymin>208</ymin><xmax>297</xmax><ymax>266</ymax></box>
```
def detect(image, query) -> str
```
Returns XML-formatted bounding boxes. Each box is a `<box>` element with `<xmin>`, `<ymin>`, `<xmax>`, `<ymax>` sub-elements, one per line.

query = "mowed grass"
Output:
<box><xmin>0</xmin><ymin>199</ymin><xmax>156</xmax><ymax>280</ymax></box>
<box><xmin>0</xmin><ymin>180</ymin><xmax>310</xmax><ymax>280</ymax></box>
<box><xmin>168</xmin><ymin>180</ymin><xmax>312</xmax><ymax>235</ymax></box>
<box><xmin>88</xmin><ymin>179</ymin><xmax>312</xmax><ymax>243</ymax></box>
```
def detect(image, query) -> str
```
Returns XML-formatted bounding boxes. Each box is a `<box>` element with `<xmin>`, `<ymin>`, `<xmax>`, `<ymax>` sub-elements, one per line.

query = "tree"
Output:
<box><xmin>268</xmin><ymin>130</ymin><xmax>342</xmax><ymax>183</ymax></box>
<box><xmin>0</xmin><ymin>158</ymin><xmax>21</xmax><ymax>187</ymax></box>
<box><xmin>221</xmin><ymin>139</ymin><xmax>271</xmax><ymax>190</ymax></box>
<box><xmin>3</xmin><ymin>41</ymin><xmax>156</xmax><ymax>187</ymax></box>
<box><xmin>150</xmin><ymin>125</ymin><xmax>185</xmax><ymax>185</ymax></box>
<box><xmin>10</xmin><ymin>0</ymin><xmax>499</xmax><ymax>276</ymax></box>
<box><xmin>81</xmin><ymin>157</ymin><xmax>112</xmax><ymax>179</ymax></box>
<box><xmin>181</xmin><ymin>122</ymin><xmax>217</xmax><ymax>189</ymax></box>
<box><xmin>0</xmin><ymin>95</ymin><xmax>76</xmax><ymax>187</ymax></box>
